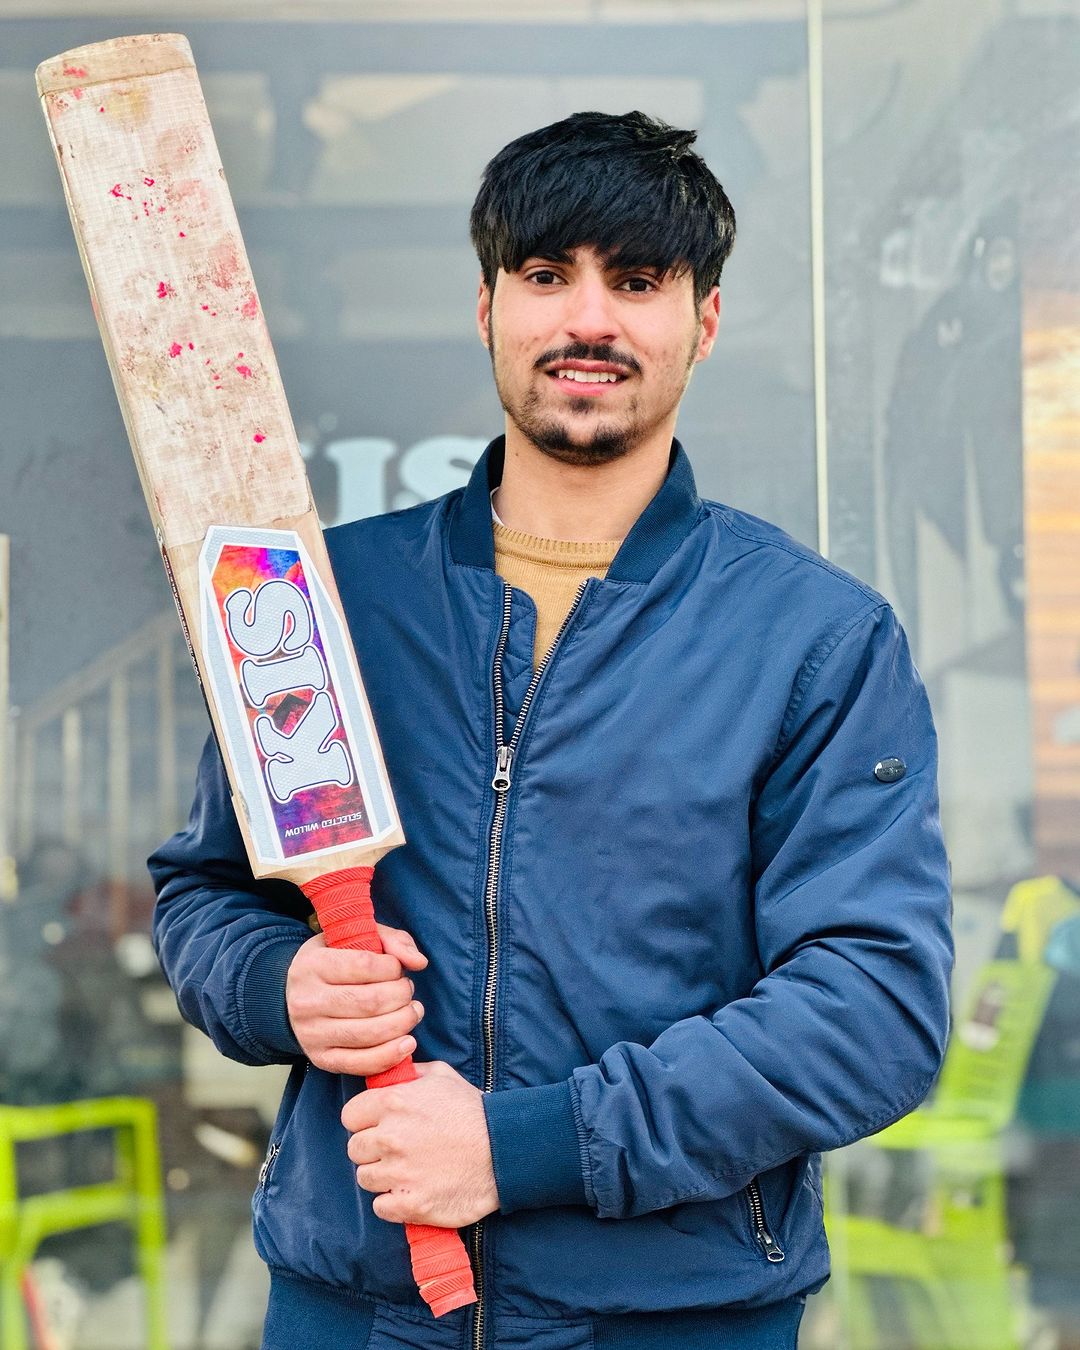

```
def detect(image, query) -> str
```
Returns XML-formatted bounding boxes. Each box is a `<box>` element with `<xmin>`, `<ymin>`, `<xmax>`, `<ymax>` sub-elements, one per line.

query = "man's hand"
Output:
<box><xmin>286</xmin><ymin>925</ymin><xmax>427</xmax><ymax>1077</ymax></box>
<box><xmin>342</xmin><ymin>1061</ymin><xmax>500</xmax><ymax>1228</ymax></box>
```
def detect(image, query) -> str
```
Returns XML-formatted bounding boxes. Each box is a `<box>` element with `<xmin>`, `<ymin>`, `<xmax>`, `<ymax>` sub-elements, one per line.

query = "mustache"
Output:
<box><xmin>534</xmin><ymin>342</ymin><xmax>642</xmax><ymax>376</ymax></box>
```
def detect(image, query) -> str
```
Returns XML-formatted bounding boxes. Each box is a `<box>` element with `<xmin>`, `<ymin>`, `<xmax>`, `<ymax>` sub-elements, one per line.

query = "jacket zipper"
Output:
<box><xmin>257</xmin><ymin>1140</ymin><xmax>280</xmax><ymax>1190</ymax></box>
<box><xmin>746</xmin><ymin>1179</ymin><xmax>785</xmax><ymax>1262</ymax></box>
<box><xmin>471</xmin><ymin>580</ymin><xmax>588</xmax><ymax>1350</ymax></box>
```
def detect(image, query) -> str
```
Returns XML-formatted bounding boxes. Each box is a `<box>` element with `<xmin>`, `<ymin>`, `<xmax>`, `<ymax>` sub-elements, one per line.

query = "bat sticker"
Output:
<box><xmin>199</xmin><ymin>525</ymin><xmax>395</xmax><ymax>864</ymax></box>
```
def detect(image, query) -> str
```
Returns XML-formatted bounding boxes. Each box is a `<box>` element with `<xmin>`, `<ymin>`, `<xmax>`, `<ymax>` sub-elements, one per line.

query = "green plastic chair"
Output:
<box><xmin>0</xmin><ymin>1095</ymin><xmax>168</xmax><ymax>1349</ymax></box>
<box><xmin>824</xmin><ymin>878</ymin><xmax>1067</xmax><ymax>1350</ymax></box>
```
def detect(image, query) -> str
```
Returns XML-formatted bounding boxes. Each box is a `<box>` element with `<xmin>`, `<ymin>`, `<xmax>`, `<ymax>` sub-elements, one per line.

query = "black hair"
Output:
<box><xmin>469</xmin><ymin>110</ymin><xmax>736</xmax><ymax>305</ymax></box>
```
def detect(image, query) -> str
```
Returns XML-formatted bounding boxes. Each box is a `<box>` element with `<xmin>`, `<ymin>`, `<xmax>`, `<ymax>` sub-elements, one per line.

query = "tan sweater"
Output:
<box><xmin>492</xmin><ymin>521</ymin><xmax>620</xmax><ymax>667</ymax></box>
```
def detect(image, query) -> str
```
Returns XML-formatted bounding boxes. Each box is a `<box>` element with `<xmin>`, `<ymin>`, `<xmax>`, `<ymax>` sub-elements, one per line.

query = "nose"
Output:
<box><xmin>565</xmin><ymin>274</ymin><xmax>618</xmax><ymax>345</ymax></box>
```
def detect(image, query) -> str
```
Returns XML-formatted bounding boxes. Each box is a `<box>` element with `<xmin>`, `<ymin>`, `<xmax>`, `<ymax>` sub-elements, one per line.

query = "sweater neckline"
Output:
<box><xmin>492</xmin><ymin>520</ymin><xmax>621</xmax><ymax>568</ymax></box>
<box><xmin>450</xmin><ymin>436</ymin><xmax>703</xmax><ymax>584</ymax></box>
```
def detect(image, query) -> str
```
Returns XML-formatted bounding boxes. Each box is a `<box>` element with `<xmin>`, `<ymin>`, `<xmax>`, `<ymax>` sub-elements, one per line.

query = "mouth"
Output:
<box><xmin>543</xmin><ymin>361</ymin><xmax>631</xmax><ymax>397</ymax></box>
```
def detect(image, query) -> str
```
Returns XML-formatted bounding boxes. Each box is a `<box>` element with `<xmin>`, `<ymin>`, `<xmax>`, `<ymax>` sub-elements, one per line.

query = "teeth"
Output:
<box><xmin>555</xmin><ymin>369</ymin><xmax>621</xmax><ymax>383</ymax></box>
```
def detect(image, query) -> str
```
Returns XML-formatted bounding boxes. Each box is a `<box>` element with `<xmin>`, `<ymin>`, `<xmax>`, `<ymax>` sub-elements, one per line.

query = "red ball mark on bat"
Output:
<box><xmin>253</xmin><ymin>433</ymin><xmax>266</xmax><ymax>443</ymax></box>
<box><xmin>109</xmin><ymin>184</ymin><xmax>132</xmax><ymax>201</ymax></box>
<box><xmin>236</xmin><ymin>365</ymin><xmax>253</xmax><ymax>379</ymax></box>
<box><xmin>72</xmin><ymin>87</ymin><xmax>84</xmax><ymax>100</ymax></box>
<box><xmin>144</xmin><ymin>177</ymin><xmax>155</xmax><ymax>186</ymax></box>
<box><xmin>200</xmin><ymin>304</ymin><xmax>209</xmax><ymax>311</ymax></box>
<box><xmin>188</xmin><ymin>342</ymin><xmax>195</xmax><ymax>350</ymax></box>
<box><xmin>179</xmin><ymin>232</ymin><xmax>187</xmax><ymax>238</ymax></box>
<box><xmin>98</xmin><ymin>106</ymin><xmax>105</xmax><ymax>113</ymax></box>
<box><xmin>157</xmin><ymin>281</ymin><xmax>176</xmax><ymax>299</ymax></box>
<box><xmin>63</xmin><ymin>66</ymin><xmax>88</xmax><ymax>77</ymax></box>
<box><xmin>168</xmin><ymin>342</ymin><xmax>183</xmax><ymax>357</ymax></box>
<box><xmin>240</xmin><ymin>294</ymin><xmax>258</xmax><ymax>319</ymax></box>
<box><xmin>208</xmin><ymin>240</ymin><xmax>240</xmax><ymax>291</ymax></box>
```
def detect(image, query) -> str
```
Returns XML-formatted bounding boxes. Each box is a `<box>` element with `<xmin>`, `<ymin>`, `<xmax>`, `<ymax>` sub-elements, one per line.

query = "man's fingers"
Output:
<box><xmin>371</xmin><ymin>1191</ymin><xmax>411</xmax><ymax>1224</ymax></box>
<box><xmin>306</xmin><ymin>977</ymin><xmax>416</xmax><ymax>1021</ymax></box>
<box><xmin>346</xmin><ymin>1130</ymin><xmax>381</xmax><ymax>1165</ymax></box>
<box><xmin>314</xmin><ymin>946</ymin><xmax>404</xmax><ymax>984</ymax></box>
<box><xmin>410</xmin><ymin>1059</ymin><xmax>450</xmax><ymax>1078</ymax></box>
<box><xmin>355</xmin><ymin>1164</ymin><xmax>385</xmax><ymax>1194</ymax></box>
<box><xmin>316</xmin><ymin>1036</ymin><xmax>416</xmax><ymax>1079</ymax></box>
<box><xmin>374</xmin><ymin>923</ymin><xmax>429</xmax><ymax>971</ymax></box>
<box><xmin>341</xmin><ymin>1084</ymin><xmax>404</xmax><ymax>1132</ymax></box>
<box><xmin>310</xmin><ymin>1001</ymin><xmax>423</xmax><ymax>1050</ymax></box>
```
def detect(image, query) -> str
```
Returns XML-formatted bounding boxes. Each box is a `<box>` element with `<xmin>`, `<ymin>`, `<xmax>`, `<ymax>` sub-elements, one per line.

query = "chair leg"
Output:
<box><xmin>130</xmin><ymin>1105</ymin><xmax>169</xmax><ymax>1350</ymax></box>
<box><xmin>1</xmin><ymin>1260</ymin><xmax>29</xmax><ymax>1350</ymax></box>
<box><xmin>137</xmin><ymin>1203</ymin><xmax>169</xmax><ymax>1350</ymax></box>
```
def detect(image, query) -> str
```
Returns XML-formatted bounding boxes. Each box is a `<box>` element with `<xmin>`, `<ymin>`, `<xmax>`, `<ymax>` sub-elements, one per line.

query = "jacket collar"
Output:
<box><xmin>449</xmin><ymin>435</ymin><xmax>702</xmax><ymax>584</ymax></box>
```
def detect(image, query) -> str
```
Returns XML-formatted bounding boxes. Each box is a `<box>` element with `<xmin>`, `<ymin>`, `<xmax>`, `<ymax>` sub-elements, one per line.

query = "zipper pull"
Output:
<box><xmin>492</xmin><ymin>744</ymin><xmax>514</xmax><ymax>792</ymax></box>
<box><xmin>258</xmin><ymin>1141</ymin><xmax>279</xmax><ymax>1188</ymax></box>
<box><xmin>760</xmin><ymin>1230</ymin><xmax>785</xmax><ymax>1263</ymax></box>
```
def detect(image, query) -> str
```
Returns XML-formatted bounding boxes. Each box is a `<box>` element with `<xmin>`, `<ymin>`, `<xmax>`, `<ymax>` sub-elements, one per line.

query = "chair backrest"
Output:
<box><xmin>934</xmin><ymin>959</ymin><xmax>1056</xmax><ymax>1131</ymax></box>
<box><xmin>1001</xmin><ymin>876</ymin><xmax>1080</xmax><ymax>965</ymax></box>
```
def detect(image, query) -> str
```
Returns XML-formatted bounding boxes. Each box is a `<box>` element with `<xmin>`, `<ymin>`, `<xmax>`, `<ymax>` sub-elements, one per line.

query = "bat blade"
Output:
<box><xmin>37</xmin><ymin>34</ymin><xmax>403</xmax><ymax>885</ymax></box>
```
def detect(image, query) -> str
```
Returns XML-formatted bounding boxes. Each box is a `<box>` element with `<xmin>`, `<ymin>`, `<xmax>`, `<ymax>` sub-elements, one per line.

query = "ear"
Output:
<box><xmin>694</xmin><ymin>286</ymin><xmax>721</xmax><ymax>363</ymax></box>
<box><xmin>477</xmin><ymin>276</ymin><xmax>492</xmax><ymax>349</ymax></box>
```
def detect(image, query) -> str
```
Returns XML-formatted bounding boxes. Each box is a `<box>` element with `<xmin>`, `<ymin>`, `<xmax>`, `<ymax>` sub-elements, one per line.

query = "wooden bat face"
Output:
<box><xmin>37</xmin><ymin>34</ymin><xmax>309</xmax><ymax>546</ymax></box>
<box><xmin>38</xmin><ymin>34</ymin><xmax>404</xmax><ymax>881</ymax></box>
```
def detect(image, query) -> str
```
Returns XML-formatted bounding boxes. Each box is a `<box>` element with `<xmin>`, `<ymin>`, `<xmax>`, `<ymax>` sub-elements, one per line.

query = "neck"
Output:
<box><xmin>495</xmin><ymin>425</ymin><xmax>674</xmax><ymax>542</ymax></box>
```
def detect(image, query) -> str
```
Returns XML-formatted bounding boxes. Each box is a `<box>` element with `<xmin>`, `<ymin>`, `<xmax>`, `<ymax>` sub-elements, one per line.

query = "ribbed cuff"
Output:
<box><xmin>483</xmin><ymin>1081</ymin><xmax>588</xmax><ymax>1213</ymax></box>
<box><xmin>241</xmin><ymin>938</ymin><xmax>306</xmax><ymax>1059</ymax></box>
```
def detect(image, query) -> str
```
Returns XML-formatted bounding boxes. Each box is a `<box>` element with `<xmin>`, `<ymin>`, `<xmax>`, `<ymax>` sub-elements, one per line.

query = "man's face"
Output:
<box><xmin>477</xmin><ymin>246</ymin><xmax>719</xmax><ymax>467</ymax></box>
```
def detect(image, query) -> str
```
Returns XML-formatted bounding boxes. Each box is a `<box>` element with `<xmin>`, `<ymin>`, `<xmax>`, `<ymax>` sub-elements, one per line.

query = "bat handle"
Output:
<box><xmin>300</xmin><ymin>866</ymin><xmax>478</xmax><ymax>1318</ymax></box>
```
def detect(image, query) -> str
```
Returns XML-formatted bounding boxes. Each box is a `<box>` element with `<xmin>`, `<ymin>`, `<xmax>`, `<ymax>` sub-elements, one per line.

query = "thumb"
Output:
<box><xmin>374</xmin><ymin>922</ymin><xmax>429</xmax><ymax>970</ymax></box>
<box><xmin>411</xmin><ymin>1059</ymin><xmax>450</xmax><ymax>1079</ymax></box>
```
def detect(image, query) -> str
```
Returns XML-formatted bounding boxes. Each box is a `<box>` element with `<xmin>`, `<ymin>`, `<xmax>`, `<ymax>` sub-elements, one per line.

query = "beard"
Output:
<box><xmin>506</xmin><ymin>386</ymin><xmax>639</xmax><ymax>467</ymax></box>
<box><xmin>487</xmin><ymin>317</ymin><xmax>697</xmax><ymax>469</ymax></box>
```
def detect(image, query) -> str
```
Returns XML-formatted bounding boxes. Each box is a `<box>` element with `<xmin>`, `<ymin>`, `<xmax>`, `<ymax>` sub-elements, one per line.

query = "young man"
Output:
<box><xmin>151</xmin><ymin>112</ymin><xmax>953</xmax><ymax>1349</ymax></box>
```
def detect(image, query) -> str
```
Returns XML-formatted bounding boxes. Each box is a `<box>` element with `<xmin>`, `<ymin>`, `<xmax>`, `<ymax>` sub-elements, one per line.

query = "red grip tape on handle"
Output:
<box><xmin>300</xmin><ymin>866</ymin><xmax>477</xmax><ymax>1318</ymax></box>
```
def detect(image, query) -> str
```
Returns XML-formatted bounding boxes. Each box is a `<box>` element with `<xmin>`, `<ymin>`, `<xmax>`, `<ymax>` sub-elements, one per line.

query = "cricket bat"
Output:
<box><xmin>37</xmin><ymin>33</ymin><xmax>476</xmax><ymax>1318</ymax></box>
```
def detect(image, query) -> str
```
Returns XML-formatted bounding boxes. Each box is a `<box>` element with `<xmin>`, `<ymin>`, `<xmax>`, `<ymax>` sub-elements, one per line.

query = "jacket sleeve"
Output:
<box><xmin>148</xmin><ymin>734</ymin><xmax>311</xmax><ymax>1066</ymax></box>
<box><xmin>484</xmin><ymin>602</ymin><xmax>954</xmax><ymax>1217</ymax></box>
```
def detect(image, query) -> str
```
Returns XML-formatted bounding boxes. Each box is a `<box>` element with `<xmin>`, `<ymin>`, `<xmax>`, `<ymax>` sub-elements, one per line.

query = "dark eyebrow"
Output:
<box><xmin>521</xmin><ymin>251</ymin><xmax>669</xmax><ymax>278</ymax></box>
<box><xmin>521</xmin><ymin>250</ymin><xmax>574</xmax><ymax>267</ymax></box>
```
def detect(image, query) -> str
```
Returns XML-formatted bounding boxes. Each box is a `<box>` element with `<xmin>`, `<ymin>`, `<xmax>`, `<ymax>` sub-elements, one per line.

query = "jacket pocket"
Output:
<box><xmin>256</xmin><ymin>1062</ymin><xmax>305</xmax><ymax>1197</ymax></box>
<box><xmin>745</xmin><ymin>1177</ymin><xmax>786</xmax><ymax>1263</ymax></box>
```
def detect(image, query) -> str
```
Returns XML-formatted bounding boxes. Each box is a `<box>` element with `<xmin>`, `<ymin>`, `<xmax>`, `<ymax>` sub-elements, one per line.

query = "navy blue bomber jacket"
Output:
<box><xmin>150</xmin><ymin>439</ymin><xmax>953</xmax><ymax>1349</ymax></box>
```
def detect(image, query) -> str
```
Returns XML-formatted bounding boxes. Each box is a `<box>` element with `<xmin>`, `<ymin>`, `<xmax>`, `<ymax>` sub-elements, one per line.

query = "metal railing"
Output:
<box><xmin>7</xmin><ymin>610</ymin><xmax>202</xmax><ymax>935</ymax></box>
